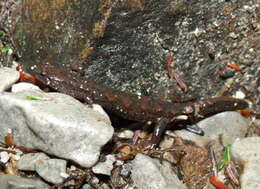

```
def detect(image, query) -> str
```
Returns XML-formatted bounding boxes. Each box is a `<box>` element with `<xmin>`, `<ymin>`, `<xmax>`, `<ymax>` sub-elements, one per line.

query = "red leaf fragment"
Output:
<box><xmin>209</xmin><ymin>176</ymin><xmax>230</xmax><ymax>189</ymax></box>
<box><xmin>226</xmin><ymin>61</ymin><xmax>242</xmax><ymax>71</ymax></box>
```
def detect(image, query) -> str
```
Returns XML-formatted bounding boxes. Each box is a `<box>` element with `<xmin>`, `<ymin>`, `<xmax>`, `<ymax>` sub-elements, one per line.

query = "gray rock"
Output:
<box><xmin>17</xmin><ymin>152</ymin><xmax>50</xmax><ymax>171</ymax></box>
<box><xmin>0</xmin><ymin>174</ymin><xmax>49</xmax><ymax>189</ymax></box>
<box><xmin>35</xmin><ymin>158</ymin><xmax>68</xmax><ymax>184</ymax></box>
<box><xmin>240</xmin><ymin>161</ymin><xmax>260</xmax><ymax>189</ymax></box>
<box><xmin>131</xmin><ymin>153</ymin><xmax>188</xmax><ymax>189</ymax></box>
<box><xmin>82</xmin><ymin>184</ymin><xmax>93</xmax><ymax>189</ymax></box>
<box><xmin>175</xmin><ymin>111</ymin><xmax>249</xmax><ymax>146</ymax></box>
<box><xmin>232</xmin><ymin>137</ymin><xmax>260</xmax><ymax>163</ymax></box>
<box><xmin>0</xmin><ymin>67</ymin><xmax>20</xmax><ymax>92</ymax></box>
<box><xmin>231</xmin><ymin>137</ymin><xmax>260</xmax><ymax>189</ymax></box>
<box><xmin>92</xmin><ymin>155</ymin><xmax>116</xmax><ymax>176</ymax></box>
<box><xmin>11</xmin><ymin>82</ymin><xmax>41</xmax><ymax>93</ymax></box>
<box><xmin>0</xmin><ymin>89</ymin><xmax>114</xmax><ymax>167</ymax></box>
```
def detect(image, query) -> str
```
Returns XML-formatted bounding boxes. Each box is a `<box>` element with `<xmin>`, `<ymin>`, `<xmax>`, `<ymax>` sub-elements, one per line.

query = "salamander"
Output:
<box><xmin>32</xmin><ymin>62</ymin><xmax>248</xmax><ymax>147</ymax></box>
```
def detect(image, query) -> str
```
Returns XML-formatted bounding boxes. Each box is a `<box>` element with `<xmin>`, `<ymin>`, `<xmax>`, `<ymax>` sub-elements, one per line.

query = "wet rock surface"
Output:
<box><xmin>8</xmin><ymin>0</ymin><xmax>260</xmax><ymax>109</ymax></box>
<box><xmin>0</xmin><ymin>83</ymin><xmax>114</xmax><ymax>168</ymax></box>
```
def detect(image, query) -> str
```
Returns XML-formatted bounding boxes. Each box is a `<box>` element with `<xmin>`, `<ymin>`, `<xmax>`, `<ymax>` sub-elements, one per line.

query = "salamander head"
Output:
<box><xmin>33</xmin><ymin>62</ymin><xmax>68</xmax><ymax>84</ymax></box>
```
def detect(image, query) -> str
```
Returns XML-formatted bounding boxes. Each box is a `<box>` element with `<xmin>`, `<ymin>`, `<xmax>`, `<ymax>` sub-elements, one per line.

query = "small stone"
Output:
<box><xmin>0</xmin><ymin>67</ymin><xmax>20</xmax><ymax>92</ymax></box>
<box><xmin>116</xmin><ymin>129</ymin><xmax>134</xmax><ymax>139</ymax></box>
<box><xmin>0</xmin><ymin>174</ymin><xmax>49</xmax><ymax>189</ymax></box>
<box><xmin>0</xmin><ymin>151</ymin><xmax>10</xmax><ymax>163</ymax></box>
<box><xmin>92</xmin><ymin>155</ymin><xmax>116</xmax><ymax>176</ymax></box>
<box><xmin>229</xmin><ymin>32</ymin><xmax>238</xmax><ymax>39</ymax></box>
<box><xmin>82</xmin><ymin>184</ymin><xmax>93</xmax><ymax>189</ymax></box>
<box><xmin>131</xmin><ymin>153</ymin><xmax>188</xmax><ymax>189</ymax></box>
<box><xmin>35</xmin><ymin>159</ymin><xmax>67</xmax><ymax>184</ymax></box>
<box><xmin>233</xmin><ymin>90</ymin><xmax>246</xmax><ymax>99</ymax></box>
<box><xmin>17</xmin><ymin>153</ymin><xmax>50</xmax><ymax>171</ymax></box>
<box><xmin>69</xmin><ymin>165</ymin><xmax>77</xmax><ymax>171</ymax></box>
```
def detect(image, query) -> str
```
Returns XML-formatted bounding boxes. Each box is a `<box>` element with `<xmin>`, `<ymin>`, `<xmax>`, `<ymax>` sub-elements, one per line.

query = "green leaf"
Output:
<box><xmin>218</xmin><ymin>144</ymin><xmax>232</xmax><ymax>170</ymax></box>
<box><xmin>1</xmin><ymin>46</ymin><xmax>12</xmax><ymax>53</ymax></box>
<box><xmin>26</xmin><ymin>96</ymin><xmax>44</xmax><ymax>101</ymax></box>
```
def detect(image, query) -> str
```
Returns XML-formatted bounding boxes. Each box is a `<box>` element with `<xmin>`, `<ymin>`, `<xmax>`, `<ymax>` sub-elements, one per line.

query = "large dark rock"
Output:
<box><xmin>11</xmin><ymin>0</ymin><xmax>260</xmax><ymax>104</ymax></box>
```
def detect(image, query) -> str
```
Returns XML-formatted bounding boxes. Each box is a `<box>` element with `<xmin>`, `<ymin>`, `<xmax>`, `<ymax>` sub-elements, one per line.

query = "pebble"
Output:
<box><xmin>35</xmin><ymin>158</ymin><xmax>68</xmax><ymax>184</ymax></box>
<box><xmin>0</xmin><ymin>151</ymin><xmax>10</xmax><ymax>163</ymax></box>
<box><xmin>233</xmin><ymin>90</ymin><xmax>246</xmax><ymax>99</ymax></box>
<box><xmin>0</xmin><ymin>88</ymin><xmax>114</xmax><ymax>168</ymax></box>
<box><xmin>116</xmin><ymin>129</ymin><xmax>134</xmax><ymax>139</ymax></box>
<box><xmin>0</xmin><ymin>174</ymin><xmax>49</xmax><ymax>189</ymax></box>
<box><xmin>231</xmin><ymin>137</ymin><xmax>260</xmax><ymax>189</ymax></box>
<box><xmin>82</xmin><ymin>184</ymin><xmax>93</xmax><ymax>189</ymax></box>
<box><xmin>0</xmin><ymin>67</ymin><xmax>20</xmax><ymax>92</ymax></box>
<box><xmin>17</xmin><ymin>152</ymin><xmax>50</xmax><ymax>171</ymax></box>
<box><xmin>131</xmin><ymin>153</ymin><xmax>188</xmax><ymax>189</ymax></box>
<box><xmin>92</xmin><ymin>154</ymin><xmax>116</xmax><ymax>176</ymax></box>
<box><xmin>17</xmin><ymin>153</ymin><xmax>68</xmax><ymax>184</ymax></box>
<box><xmin>174</xmin><ymin>111</ymin><xmax>249</xmax><ymax>146</ymax></box>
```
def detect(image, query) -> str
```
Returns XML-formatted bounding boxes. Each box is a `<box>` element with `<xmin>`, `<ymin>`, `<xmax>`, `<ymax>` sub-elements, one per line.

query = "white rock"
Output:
<box><xmin>233</xmin><ymin>90</ymin><xmax>246</xmax><ymax>99</ymax></box>
<box><xmin>11</xmin><ymin>82</ymin><xmax>41</xmax><ymax>93</ymax></box>
<box><xmin>35</xmin><ymin>159</ymin><xmax>67</xmax><ymax>184</ymax></box>
<box><xmin>232</xmin><ymin>137</ymin><xmax>260</xmax><ymax>163</ymax></box>
<box><xmin>231</xmin><ymin>137</ymin><xmax>260</xmax><ymax>189</ymax></box>
<box><xmin>17</xmin><ymin>153</ymin><xmax>50</xmax><ymax>171</ymax></box>
<box><xmin>92</xmin><ymin>155</ymin><xmax>116</xmax><ymax>176</ymax></box>
<box><xmin>0</xmin><ymin>174</ymin><xmax>50</xmax><ymax>189</ymax></box>
<box><xmin>175</xmin><ymin>111</ymin><xmax>249</xmax><ymax>146</ymax></box>
<box><xmin>131</xmin><ymin>153</ymin><xmax>188</xmax><ymax>189</ymax></box>
<box><xmin>0</xmin><ymin>67</ymin><xmax>20</xmax><ymax>92</ymax></box>
<box><xmin>0</xmin><ymin>89</ymin><xmax>114</xmax><ymax>168</ymax></box>
<box><xmin>240</xmin><ymin>161</ymin><xmax>260</xmax><ymax>189</ymax></box>
<box><xmin>0</xmin><ymin>151</ymin><xmax>10</xmax><ymax>163</ymax></box>
<box><xmin>117</xmin><ymin>129</ymin><xmax>134</xmax><ymax>139</ymax></box>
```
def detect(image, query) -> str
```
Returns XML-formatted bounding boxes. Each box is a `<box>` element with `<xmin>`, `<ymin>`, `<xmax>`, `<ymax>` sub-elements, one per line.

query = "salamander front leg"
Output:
<box><xmin>148</xmin><ymin>117</ymin><xmax>170</xmax><ymax>148</ymax></box>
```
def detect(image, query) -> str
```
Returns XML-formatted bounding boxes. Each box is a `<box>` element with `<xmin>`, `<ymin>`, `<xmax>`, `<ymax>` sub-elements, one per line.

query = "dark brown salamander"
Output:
<box><xmin>33</xmin><ymin>62</ymin><xmax>248</xmax><ymax>147</ymax></box>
